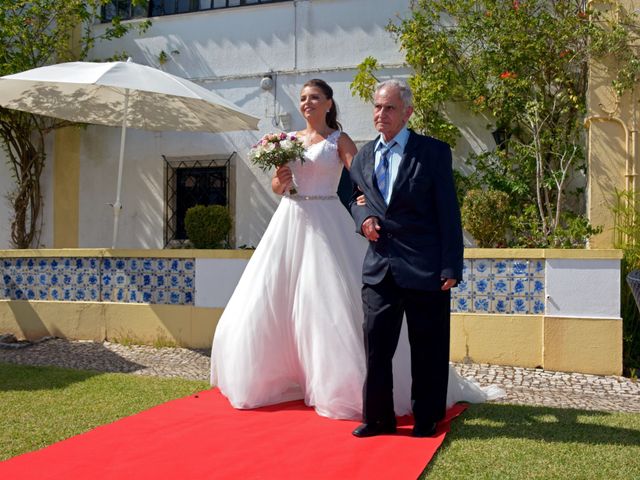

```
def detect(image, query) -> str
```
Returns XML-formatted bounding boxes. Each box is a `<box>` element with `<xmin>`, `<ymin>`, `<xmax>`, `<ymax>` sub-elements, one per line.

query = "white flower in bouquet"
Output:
<box><xmin>249</xmin><ymin>132</ymin><xmax>306</xmax><ymax>194</ymax></box>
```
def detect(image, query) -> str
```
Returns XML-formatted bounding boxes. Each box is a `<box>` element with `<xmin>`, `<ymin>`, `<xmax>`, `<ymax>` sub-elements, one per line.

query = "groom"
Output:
<box><xmin>349</xmin><ymin>79</ymin><xmax>463</xmax><ymax>438</ymax></box>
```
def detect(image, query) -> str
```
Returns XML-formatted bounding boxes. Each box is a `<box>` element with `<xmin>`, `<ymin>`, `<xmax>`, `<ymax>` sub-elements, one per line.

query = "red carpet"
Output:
<box><xmin>1</xmin><ymin>389</ymin><xmax>466</xmax><ymax>479</ymax></box>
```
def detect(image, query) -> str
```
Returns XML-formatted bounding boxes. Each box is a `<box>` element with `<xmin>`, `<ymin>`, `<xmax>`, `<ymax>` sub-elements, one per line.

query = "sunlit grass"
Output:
<box><xmin>2</xmin><ymin>363</ymin><xmax>638</xmax><ymax>479</ymax></box>
<box><xmin>421</xmin><ymin>403</ymin><xmax>640</xmax><ymax>479</ymax></box>
<box><xmin>0</xmin><ymin>363</ymin><xmax>207</xmax><ymax>461</ymax></box>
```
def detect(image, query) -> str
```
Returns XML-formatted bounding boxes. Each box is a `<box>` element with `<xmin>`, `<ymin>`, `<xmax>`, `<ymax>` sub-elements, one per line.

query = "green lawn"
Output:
<box><xmin>0</xmin><ymin>363</ymin><xmax>208</xmax><ymax>461</ymax></box>
<box><xmin>2</xmin><ymin>363</ymin><xmax>639</xmax><ymax>479</ymax></box>
<box><xmin>421</xmin><ymin>403</ymin><xmax>640</xmax><ymax>479</ymax></box>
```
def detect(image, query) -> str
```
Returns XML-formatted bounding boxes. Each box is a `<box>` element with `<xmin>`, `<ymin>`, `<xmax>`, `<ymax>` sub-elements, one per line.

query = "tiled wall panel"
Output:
<box><xmin>452</xmin><ymin>259</ymin><xmax>545</xmax><ymax>314</ymax></box>
<box><xmin>1</xmin><ymin>257</ymin><xmax>195</xmax><ymax>305</ymax></box>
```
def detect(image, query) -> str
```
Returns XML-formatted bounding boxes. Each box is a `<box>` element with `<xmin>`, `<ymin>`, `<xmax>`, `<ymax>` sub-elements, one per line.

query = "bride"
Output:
<box><xmin>210</xmin><ymin>79</ymin><xmax>501</xmax><ymax>420</ymax></box>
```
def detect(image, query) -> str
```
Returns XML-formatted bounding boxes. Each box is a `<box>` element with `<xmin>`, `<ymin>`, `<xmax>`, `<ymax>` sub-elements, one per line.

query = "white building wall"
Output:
<box><xmin>0</xmin><ymin>1</ymin><xmax>491</xmax><ymax>250</ymax></box>
<box><xmin>72</xmin><ymin>0</ymin><xmax>415</xmax><ymax>249</ymax></box>
<box><xmin>546</xmin><ymin>258</ymin><xmax>621</xmax><ymax>319</ymax></box>
<box><xmin>0</xmin><ymin>0</ymin><xmax>499</xmax><ymax>250</ymax></box>
<box><xmin>192</xmin><ymin>255</ymin><xmax>623</xmax><ymax>321</ymax></box>
<box><xmin>194</xmin><ymin>258</ymin><xmax>249</xmax><ymax>308</ymax></box>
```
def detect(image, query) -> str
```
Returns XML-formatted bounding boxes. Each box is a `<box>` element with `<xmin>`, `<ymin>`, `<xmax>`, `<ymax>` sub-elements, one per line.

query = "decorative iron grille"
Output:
<box><xmin>164</xmin><ymin>153</ymin><xmax>235</xmax><ymax>247</ymax></box>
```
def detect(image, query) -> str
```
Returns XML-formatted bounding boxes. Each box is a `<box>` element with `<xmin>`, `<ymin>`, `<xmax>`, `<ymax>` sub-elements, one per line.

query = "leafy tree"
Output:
<box><xmin>351</xmin><ymin>0</ymin><xmax>639</xmax><ymax>247</ymax></box>
<box><xmin>0</xmin><ymin>1</ymin><xmax>149</xmax><ymax>248</ymax></box>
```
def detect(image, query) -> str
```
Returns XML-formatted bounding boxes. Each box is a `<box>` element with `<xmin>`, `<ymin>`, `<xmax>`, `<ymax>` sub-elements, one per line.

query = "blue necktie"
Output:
<box><xmin>375</xmin><ymin>142</ymin><xmax>395</xmax><ymax>202</ymax></box>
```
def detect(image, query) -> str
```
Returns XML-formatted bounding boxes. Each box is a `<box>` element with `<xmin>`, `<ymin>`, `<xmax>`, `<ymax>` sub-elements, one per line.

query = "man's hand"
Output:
<box><xmin>362</xmin><ymin>216</ymin><xmax>381</xmax><ymax>241</ymax></box>
<box><xmin>441</xmin><ymin>278</ymin><xmax>457</xmax><ymax>291</ymax></box>
<box><xmin>356</xmin><ymin>194</ymin><xmax>366</xmax><ymax>206</ymax></box>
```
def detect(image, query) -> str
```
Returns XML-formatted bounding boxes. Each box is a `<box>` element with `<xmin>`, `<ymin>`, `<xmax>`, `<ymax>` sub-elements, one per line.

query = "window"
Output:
<box><xmin>102</xmin><ymin>0</ymin><xmax>291</xmax><ymax>21</ymax></box>
<box><xmin>102</xmin><ymin>1</ymin><xmax>150</xmax><ymax>21</ymax></box>
<box><xmin>164</xmin><ymin>154</ymin><xmax>234</xmax><ymax>247</ymax></box>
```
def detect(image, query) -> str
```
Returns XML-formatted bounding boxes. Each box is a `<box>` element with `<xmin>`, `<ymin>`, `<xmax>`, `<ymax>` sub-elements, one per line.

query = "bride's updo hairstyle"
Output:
<box><xmin>303</xmin><ymin>79</ymin><xmax>342</xmax><ymax>131</ymax></box>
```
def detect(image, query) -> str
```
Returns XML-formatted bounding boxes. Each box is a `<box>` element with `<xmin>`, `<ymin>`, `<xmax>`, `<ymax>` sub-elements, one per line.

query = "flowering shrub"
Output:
<box><xmin>351</xmin><ymin>0</ymin><xmax>640</xmax><ymax>248</ymax></box>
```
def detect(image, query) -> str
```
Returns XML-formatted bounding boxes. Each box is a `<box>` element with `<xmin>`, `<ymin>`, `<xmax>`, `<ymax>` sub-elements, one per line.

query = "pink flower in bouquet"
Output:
<box><xmin>249</xmin><ymin>132</ymin><xmax>306</xmax><ymax>194</ymax></box>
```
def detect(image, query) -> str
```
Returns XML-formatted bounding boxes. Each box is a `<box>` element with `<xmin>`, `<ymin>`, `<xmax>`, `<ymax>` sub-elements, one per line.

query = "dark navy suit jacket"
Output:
<box><xmin>349</xmin><ymin>130</ymin><xmax>464</xmax><ymax>291</ymax></box>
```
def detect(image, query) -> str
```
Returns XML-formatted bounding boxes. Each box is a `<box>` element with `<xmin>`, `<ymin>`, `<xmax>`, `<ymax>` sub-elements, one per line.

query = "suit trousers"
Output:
<box><xmin>361</xmin><ymin>270</ymin><xmax>451</xmax><ymax>426</ymax></box>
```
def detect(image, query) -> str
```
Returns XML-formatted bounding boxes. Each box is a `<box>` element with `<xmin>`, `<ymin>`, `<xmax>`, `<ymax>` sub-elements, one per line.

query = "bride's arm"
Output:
<box><xmin>337</xmin><ymin>132</ymin><xmax>357</xmax><ymax>170</ymax></box>
<box><xmin>338</xmin><ymin>132</ymin><xmax>364</xmax><ymax>203</ymax></box>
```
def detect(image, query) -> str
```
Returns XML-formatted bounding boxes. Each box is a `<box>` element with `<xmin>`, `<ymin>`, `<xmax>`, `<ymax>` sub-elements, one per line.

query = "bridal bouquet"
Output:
<box><xmin>249</xmin><ymin>132</ymin><xmax>306</xmax><ymax>194</ymax></box>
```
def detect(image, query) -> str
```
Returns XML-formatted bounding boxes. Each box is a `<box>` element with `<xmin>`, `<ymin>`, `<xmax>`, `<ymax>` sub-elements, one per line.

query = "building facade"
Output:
<box><xmin>1</xmin><ymin>0</ymin><xmax>634</xmax><ymax>251</ymax></box>
<box><xmin>1</xmin><ymin>0</ymin><xmax>441</xmax><ymax>249</ymax></box>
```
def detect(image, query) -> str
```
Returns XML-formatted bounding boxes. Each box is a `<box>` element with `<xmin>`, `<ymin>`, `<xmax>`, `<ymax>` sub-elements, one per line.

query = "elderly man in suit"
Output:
<box><xmin>349</xmin><ymin>79</ymin><xmax>463</xmax><ymax>438</ymax></box>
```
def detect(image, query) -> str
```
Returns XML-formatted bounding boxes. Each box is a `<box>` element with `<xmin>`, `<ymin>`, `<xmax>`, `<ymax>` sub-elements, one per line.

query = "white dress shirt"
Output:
<box><xmin>374</xmin><ymin>127</ymin><xmax>410</xmax><ymax>204</ymax></box>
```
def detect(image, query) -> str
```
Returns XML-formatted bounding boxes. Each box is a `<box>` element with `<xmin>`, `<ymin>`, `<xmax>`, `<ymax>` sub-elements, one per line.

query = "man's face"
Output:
<box><xmin>373</xmin><ymin>86</ymin><xmax>413</xmax><ymax>141</ymax></box>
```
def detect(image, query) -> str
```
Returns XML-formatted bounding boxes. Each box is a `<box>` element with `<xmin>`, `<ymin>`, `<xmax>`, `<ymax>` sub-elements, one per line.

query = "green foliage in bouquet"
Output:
<box><xmin>184</xmin><ymin>205</ymin><xmax>232</xmax><ymax>249</ymax></box>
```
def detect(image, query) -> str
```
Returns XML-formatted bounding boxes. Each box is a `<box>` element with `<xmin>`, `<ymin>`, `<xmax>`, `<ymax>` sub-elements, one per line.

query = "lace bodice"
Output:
<box><xmin>288</xmin><ymin>130</ymin><xmax>343</xmax><ymax>196</ymax></box>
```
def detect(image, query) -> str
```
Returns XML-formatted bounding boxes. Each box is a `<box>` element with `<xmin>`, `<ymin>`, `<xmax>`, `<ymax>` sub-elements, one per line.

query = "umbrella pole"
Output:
<box><xmin>111</xmin><ymin>88</ymin><xmax>129</xmax><ymax>249</ymax></box>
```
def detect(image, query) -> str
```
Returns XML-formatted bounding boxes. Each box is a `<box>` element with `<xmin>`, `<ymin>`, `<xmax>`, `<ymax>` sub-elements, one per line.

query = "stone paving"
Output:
<box><xmin>1</xmin><ymin>336</ymin><xmax>639</xmax><ymax>414</ymax></box>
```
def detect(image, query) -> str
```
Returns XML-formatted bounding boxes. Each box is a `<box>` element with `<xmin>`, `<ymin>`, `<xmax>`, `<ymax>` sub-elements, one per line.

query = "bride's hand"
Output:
<box><xmin>356</xmin><ymin>194</ymin><xmax>366</xmax><ymax>206</ymax></box>
<box><xmin>273</xmin><ymin>165</ymin><xmax>293</xmax><ymax>195</ymax></box>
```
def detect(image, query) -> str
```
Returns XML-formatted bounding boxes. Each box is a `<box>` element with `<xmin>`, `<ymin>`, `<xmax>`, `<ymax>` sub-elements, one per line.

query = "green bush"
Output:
<box><xmin>461</xmin><ymin>189</ymin><xmax>510</xmax><ymax>248</ymax></box>
<box><xmin>508</xmin><ymin>207</ymin><xmax>602</xmax><ymax>249</ymax></box>
<box><xmin>612</xmin><ymin>190</ymin><xmax>640</xmax><ymax>377</ymax></box>
<box><xmin>621</xmin><ymin>255</ymin><xmax>640</xmax><ymax>379</ymax></box>
<box><xmin>184</xmin><ymin>204</ymin><xmax>232</xmax><ymax>249</ymax></box>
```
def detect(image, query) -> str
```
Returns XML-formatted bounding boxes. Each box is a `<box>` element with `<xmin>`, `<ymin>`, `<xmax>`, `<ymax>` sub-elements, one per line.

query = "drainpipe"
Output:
<box><xmin>293</xmin><ymin>0</ymin><xmax>298</xmax><ymax>72</ymax></box>
<box><xmin>631</xmin><ymin>89</ymin><xmax>638</xmax><ymax>193</ymax></box>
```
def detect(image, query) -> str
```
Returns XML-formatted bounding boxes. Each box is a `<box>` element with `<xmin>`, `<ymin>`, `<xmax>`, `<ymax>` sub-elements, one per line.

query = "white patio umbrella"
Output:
<box><xmin>0</xmin><ymin>59</ymin><xmax>259</xmax><ymax>248</ymax></box>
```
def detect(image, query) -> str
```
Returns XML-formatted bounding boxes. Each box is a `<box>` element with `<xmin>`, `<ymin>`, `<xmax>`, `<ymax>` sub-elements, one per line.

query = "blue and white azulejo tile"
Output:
<box><xmin>450</xmin><ymin>258</ymin><xmax>545</xmax><ymax>314</ymax></box>
<box><xmin>0</xmin><ymin>256</ymin><xmax>195</xmax><ymax>306</ymax></box>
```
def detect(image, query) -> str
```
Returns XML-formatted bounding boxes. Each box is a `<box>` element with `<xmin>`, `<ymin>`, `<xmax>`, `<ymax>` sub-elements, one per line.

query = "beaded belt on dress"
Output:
<box><xmin>289</xmin><ymin>195</ymin><xmax>338</xmax><ymax>200</ymax></box>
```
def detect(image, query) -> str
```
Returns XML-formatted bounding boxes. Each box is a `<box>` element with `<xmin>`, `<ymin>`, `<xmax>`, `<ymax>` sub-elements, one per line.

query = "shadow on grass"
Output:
<box><xmin>0</xmin><ymin>339</ymin><xmax>145</xmax><ymax>372</ymax></box>
<box><xmin>419</xmin><ymin>403</ymin><xmax>640</xmax><ymax>479</ymax></box>
<box><xmin>450</xmin><ymin>402</ymin><xmax>640</xmax><ymax>446</ymax></box>
<box><xmin>0</xmin><ymin>363</ymin><xmax>107</xmax><ymax>392</ymax></box>
<box><xmin>0</xmin><ymin>340</ymin><xmax>146</xmax><ymax>392</ymax></box>
<box><xmin>419</xmin><ymin>402</ymin><xmax>640</xmax><ymax>477</ymax></box>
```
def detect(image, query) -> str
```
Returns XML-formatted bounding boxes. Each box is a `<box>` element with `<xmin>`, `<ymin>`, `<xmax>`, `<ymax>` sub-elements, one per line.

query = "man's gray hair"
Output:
<box><xmin>375</xmin><ymin>79</ymin><xmax>413</xmax><ymax>108</ymax></box>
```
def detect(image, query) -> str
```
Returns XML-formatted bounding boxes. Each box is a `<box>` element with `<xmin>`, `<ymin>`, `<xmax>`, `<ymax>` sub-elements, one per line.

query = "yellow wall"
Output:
<box><xmin>1</xmin><ymin>300</ymin><xmax>621</xmax><ymax>374</ymax></box>
<box><xmin>543</xmin><ymin>316</ymin><xmax>622</xmax><ymax>376</ymax></box>
<box><xmin>0</xmin><ymin>301</ymin><xmax>222</xmax><ymax>350</ymax></box>
<box><xmin>450</xmin><ymin>313</ymin><xmax>621</xmax><ymax>375</ymax></box>
<box><xmin>53</xmin><ymin>127</ymin><xmax>81</xmax><ymax>248</ymax></box>
<box><xmin>451</xmin><ymin>314</ymin><xmax>543</xmax><ymax>368</ymax></box>
<box><xmin>587</xmin><ymin>0</ymin><xmax>640</xmax><ymax>248</ymax></box>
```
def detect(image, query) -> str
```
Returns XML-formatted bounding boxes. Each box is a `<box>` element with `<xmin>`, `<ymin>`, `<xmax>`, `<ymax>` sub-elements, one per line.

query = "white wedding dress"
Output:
<box><xmin>210</xmin><ymin>130</ymin><xmax>503</xmax><ymax>420</ymax></box>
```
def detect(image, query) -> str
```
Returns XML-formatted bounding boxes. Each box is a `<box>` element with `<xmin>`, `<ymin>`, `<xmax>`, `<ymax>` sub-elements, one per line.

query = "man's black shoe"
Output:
<box><xmin>352</xmin><ymin>421</ymin><xmax>397</xmax><ymax>438</ymax></box>
<box><xmin>411</xmin><ymin>422</ymin><xmax>438</xmax><ymax>438</ymax></box>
